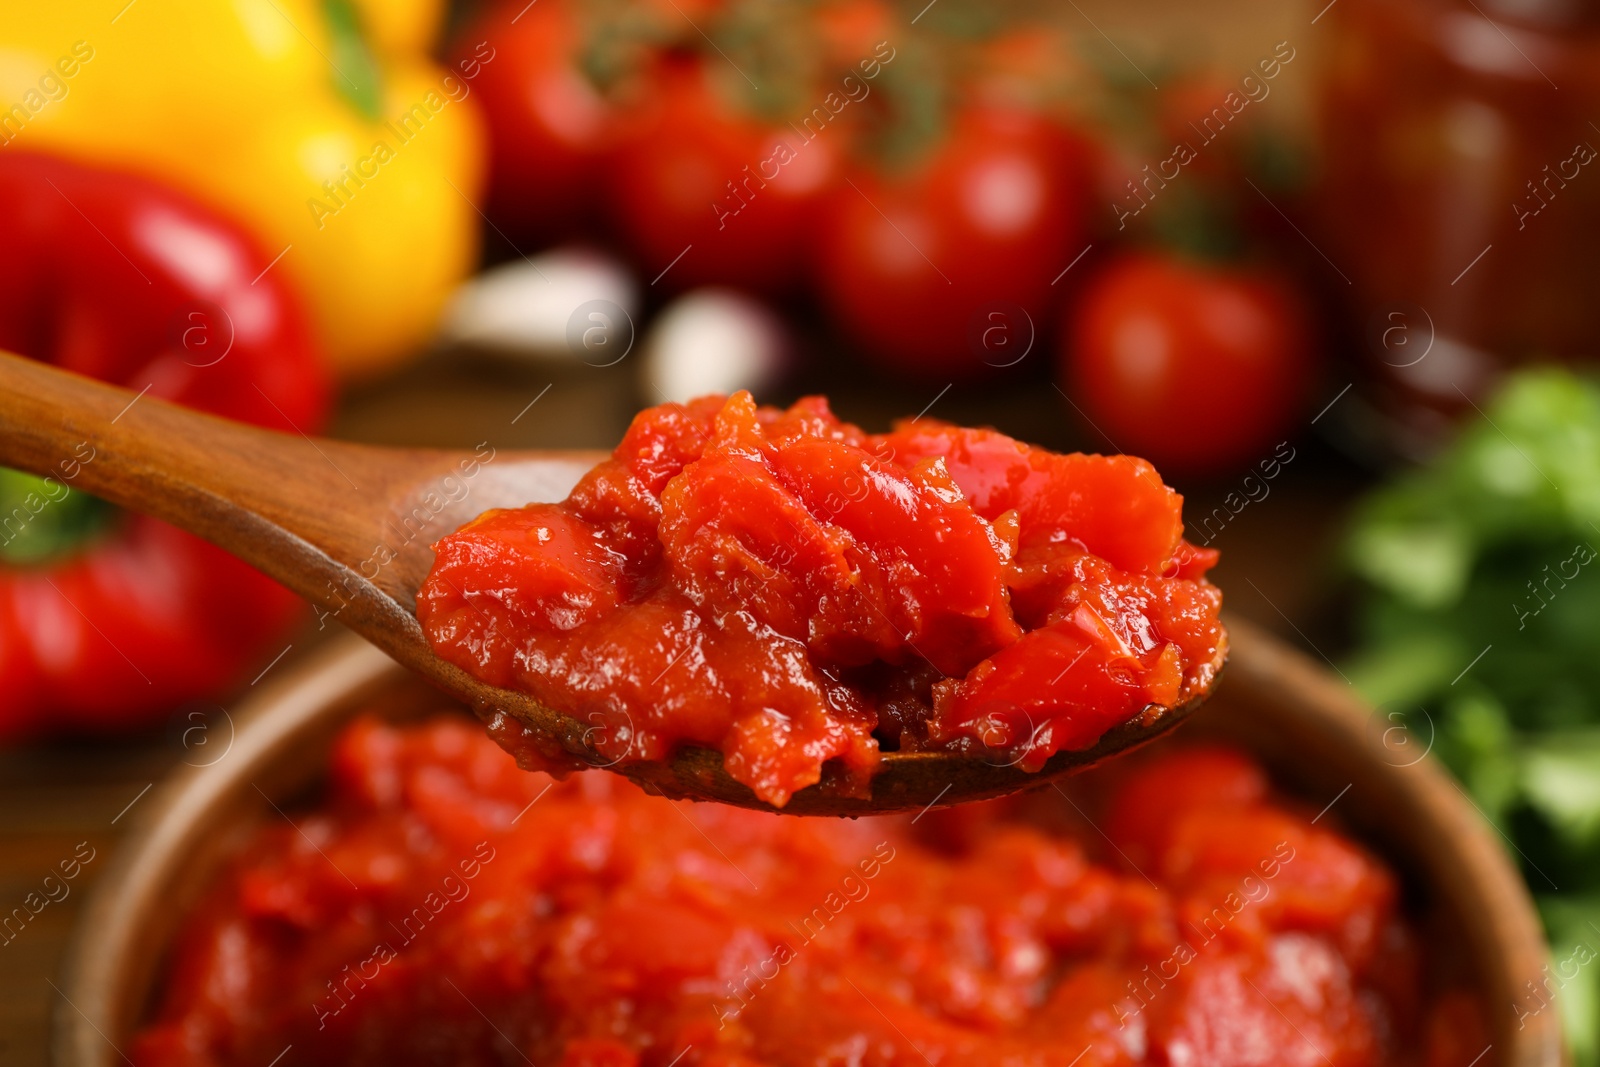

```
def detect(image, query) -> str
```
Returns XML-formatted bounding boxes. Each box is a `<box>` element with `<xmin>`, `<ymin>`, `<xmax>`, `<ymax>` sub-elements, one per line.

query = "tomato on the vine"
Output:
<box><xmin>1062</xmin><ymin>251</ymin><xmax>1313</xmax><ymax>475</ymax></box>
<box><xmin>816</xmin><ymin>106</ymin><xmax>1086</xmax><ymax>380</ymax></box>
<box><xmin>606</xmin><ymin>63</ymin><xmax>843</xmax><ymax>292</ymax></box>
<box><xmin>453</xmin><ymin>0</ymin><xmax>623</xmax><ymax>243</ymax></box>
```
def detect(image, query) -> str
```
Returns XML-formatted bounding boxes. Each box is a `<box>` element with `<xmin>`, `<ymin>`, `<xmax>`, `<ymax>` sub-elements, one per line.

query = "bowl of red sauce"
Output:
<box><xmin>54</xmin><ymin>623</ymin><xmax>1559</xmax><ymax>1067</ymax></box>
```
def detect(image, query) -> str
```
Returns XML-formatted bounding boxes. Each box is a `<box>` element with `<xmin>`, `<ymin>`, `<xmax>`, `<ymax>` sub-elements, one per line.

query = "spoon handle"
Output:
<box><xmin>0</xmin><ymin>349</ymin><xmax>603</xmax><ymax>668</ymax></box>
<box><xmin>0</xmin><ymin>349</ymin><xmax>406</xmax><ymax>607</ymax></box>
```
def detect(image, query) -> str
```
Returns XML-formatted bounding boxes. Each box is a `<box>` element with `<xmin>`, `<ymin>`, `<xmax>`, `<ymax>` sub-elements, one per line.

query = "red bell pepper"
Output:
<box><xmin>0</xmin><ymin>153</ymin><xmax>330</xmax><ymax>737</ymax></box>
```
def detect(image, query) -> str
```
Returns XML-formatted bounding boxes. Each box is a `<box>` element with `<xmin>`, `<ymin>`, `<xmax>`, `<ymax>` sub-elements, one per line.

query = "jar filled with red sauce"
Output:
<box><xmin>129</xmin><ymin>713</ymin><xmax>1488</xmax><ymax>1067</ymax></box>
<box><xmin>1314</xmin><ymin>0</ymin><xmax>1600</xmax><ymax>449</ymax></box>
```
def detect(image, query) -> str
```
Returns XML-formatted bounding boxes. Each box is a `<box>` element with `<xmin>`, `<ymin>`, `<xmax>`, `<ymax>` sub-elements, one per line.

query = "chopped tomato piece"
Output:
<box><xmin>879</xmin><ymin>420</ymin><xmax>1185</xmax><ymax>576</ymax></box>
<box><xmin>420</xmin><ymin>394</ymin><xmax>1226</xmax><ymax>805</ymax></box>
<box><xmin>131</xmin><ymin>724</ymin><xmax>1443</xmax><ymax>1067</ymax></box>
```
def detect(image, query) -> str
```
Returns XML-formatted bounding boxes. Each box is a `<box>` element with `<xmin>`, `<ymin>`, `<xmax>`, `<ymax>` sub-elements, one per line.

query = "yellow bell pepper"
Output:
<box><xmin>0</xmin><ymin>0</ymin><xmax>484</xmax><ymax>379</ymax></box>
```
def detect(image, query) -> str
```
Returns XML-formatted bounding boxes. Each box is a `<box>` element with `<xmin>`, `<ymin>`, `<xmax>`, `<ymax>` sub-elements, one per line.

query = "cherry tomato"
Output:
<box><xmin>606</xmin><ymin>63</ymin><xmax>842</xmax><ymax>292</ymax></box>
<box><xmin>1152</xmin><ymin>75</ymin><xmax>1252</xmax><ymax>182</ymax></box>
<box><xmin>1063</xmin><ymin>251</ymin><xmax>1312</xmax><ymax>474</ymax></box>
<box><xmin>816</xmin><ymin>107</ymin><xmax>1085</xmax><ymax>379</ymax></box>
<box><xmin>453</xmin><ymin>0</ymin><xmax>622</xmax><ymax>243</ymax></box>
<box><xmin>814</xmin><ymin>0</ymin><xmax>895</xmax><ymax>67</ymax></box>
<box><xmin>973</xmin><ymin>25</ymin><xmax>1084</xmax><ymax>109</ymax></box>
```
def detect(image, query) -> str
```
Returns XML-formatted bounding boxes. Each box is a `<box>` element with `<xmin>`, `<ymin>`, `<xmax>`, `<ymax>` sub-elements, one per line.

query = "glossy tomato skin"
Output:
<box><xmin>1063</xmin><ymin>252</ymin><xmax>1313</xmax><ymax>475</ymax></box>
<box><xmin>453</xmin><ymin>0</ymin><xmax>619</xmax><ymax>243</ymax></box>
<box><xmin>817</xmin><ymin>107</ymin><xmax>1084</xmax><ymax>380</ymax></box>
<box><xmin>606</xmin><ymin>63</ymin><xmax>842</xmax><ymax>292</ymax></box>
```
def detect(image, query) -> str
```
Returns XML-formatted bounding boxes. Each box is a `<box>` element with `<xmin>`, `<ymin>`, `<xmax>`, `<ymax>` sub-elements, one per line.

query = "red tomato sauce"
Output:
<box><xmin>418</xmin><ymin>393</ymin><xmax>1227</xmax><ymax>806</ymax></box>
<box><xmin>130</xmin><ymin>715</ymin><xmax>1483</xmax><ymax>1067</ymax></box>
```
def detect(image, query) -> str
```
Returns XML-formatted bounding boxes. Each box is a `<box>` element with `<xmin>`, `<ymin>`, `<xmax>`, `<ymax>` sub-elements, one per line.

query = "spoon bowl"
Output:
<box><xmin>0</xmin><ymin>351</ymin><xmax>1219</xmax><ymax>814</ymax></box>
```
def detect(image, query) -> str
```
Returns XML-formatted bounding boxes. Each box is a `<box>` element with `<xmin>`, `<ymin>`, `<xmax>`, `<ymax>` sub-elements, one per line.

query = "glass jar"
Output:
<box><xmin>1314</xmin><ymin>0</ymin><xmax>1600</xmax><ymax>450</ymax></box>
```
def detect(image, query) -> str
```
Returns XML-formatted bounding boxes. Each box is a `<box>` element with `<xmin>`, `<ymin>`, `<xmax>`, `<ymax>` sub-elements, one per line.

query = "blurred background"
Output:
<box><xmin>3</xmin><ymin>0</ymin><xmax>1600</xmax><ymax>1060</ymax></box>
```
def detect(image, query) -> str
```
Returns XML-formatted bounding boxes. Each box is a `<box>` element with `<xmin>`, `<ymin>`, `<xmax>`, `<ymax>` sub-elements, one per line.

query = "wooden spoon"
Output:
<box><xmin>0</xmin><ymin>351</ymin><xmax>1220</xmax><ymax>815</ymax></box>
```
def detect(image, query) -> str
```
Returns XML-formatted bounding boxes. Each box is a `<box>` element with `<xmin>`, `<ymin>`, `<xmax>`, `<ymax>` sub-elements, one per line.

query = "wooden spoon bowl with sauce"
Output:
<box><xmin>0</xmin><ymin>351</ymin><xmax>1218</xmax><ymax>815</ymax></box>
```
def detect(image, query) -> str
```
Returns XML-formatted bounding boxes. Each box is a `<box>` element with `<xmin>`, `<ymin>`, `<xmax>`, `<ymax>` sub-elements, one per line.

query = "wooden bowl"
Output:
<box><xmin>53</xmin><ymin>619</ymin><xmax>1563</xmax><ymax>1066</ymax></box>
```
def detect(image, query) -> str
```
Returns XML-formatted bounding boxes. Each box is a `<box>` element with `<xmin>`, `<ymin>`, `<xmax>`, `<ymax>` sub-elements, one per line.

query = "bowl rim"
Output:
<box><xmin>52</xmin><ymin>636</ymin><xmax>400</xmax><ymax>1067</ymax></box>
<box><xmin>52</xmin><ymin>622</ymin><xmax>1565</xmax><ymax>1067</ymax></box>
